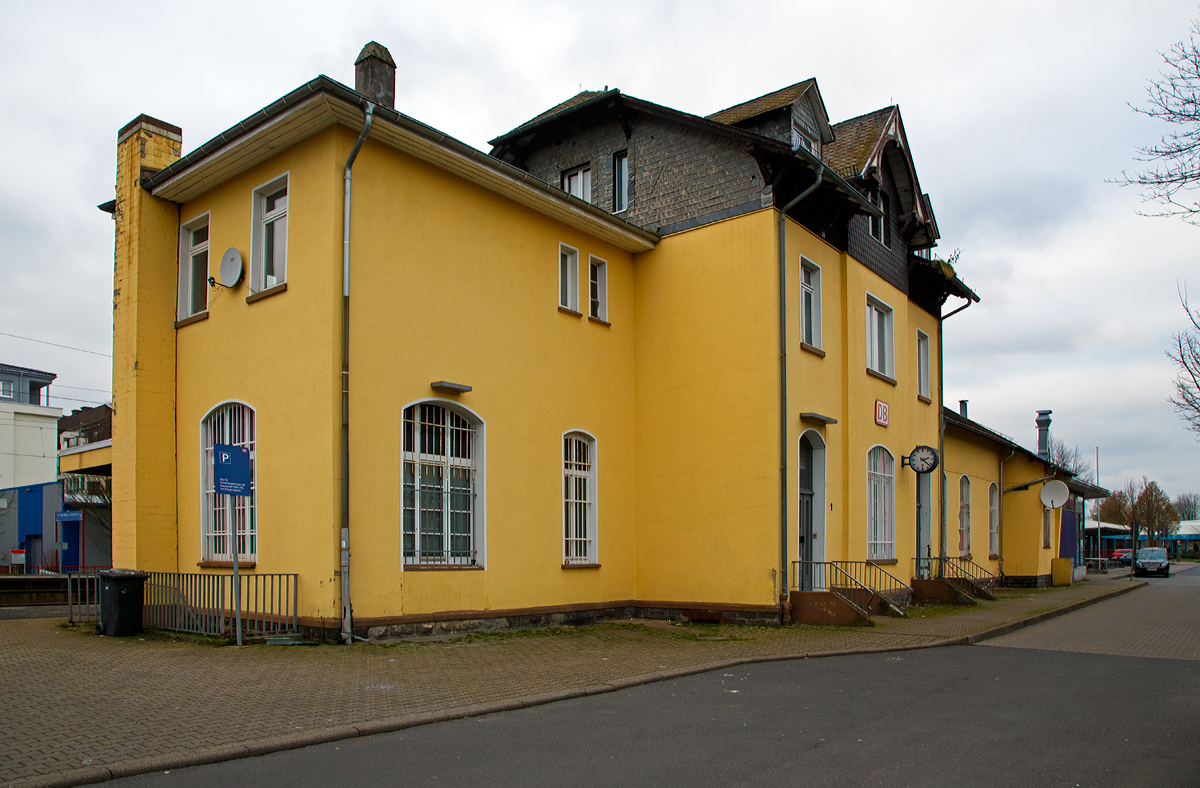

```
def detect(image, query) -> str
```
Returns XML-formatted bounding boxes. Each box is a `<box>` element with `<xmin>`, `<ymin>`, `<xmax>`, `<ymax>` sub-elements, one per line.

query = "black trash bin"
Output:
<box><xmin>97</xmin><ymin>569</ymin><xmax>149</xmax><ymax>637</ymax></box>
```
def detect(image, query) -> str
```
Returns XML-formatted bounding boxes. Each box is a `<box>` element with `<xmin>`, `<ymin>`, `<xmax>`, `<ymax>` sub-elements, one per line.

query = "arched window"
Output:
<box><xmin>959</xmin><ymin>475</ymin><xmax>972</xmax><ymax>556</ymax></box>
<box><xmin>563</xmin><ymin>431</ymin><xmax>597</xmax><ymax>565</ymax></box>
<box><xmin>867</xmin><ymin>447</ymin><xmax>894</xmax><ymax>560</ymax></box>
<box><xmin>201</xmin><ymin>402</ymin><xmax>256</xmax><ymax>562</ymax></box>
<box><xmin>989</xmin><ymin>483</ymin><xmax>999</xmax><ymax>556</ymax></box>
<box><xmin>402</xmin><ymin>402</ymin><xmax>481</xmax><ymax>565</ymax></box>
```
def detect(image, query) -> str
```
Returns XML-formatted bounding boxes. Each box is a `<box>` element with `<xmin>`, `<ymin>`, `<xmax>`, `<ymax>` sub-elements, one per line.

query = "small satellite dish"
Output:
<box><xmin>219</xmin><ymin>248</ymin><xmax>243</xmax><ymax>288</ymax></box>
<box><xmin>1040</xmin><ymin>480</ymin><xmax>1070</xmax><ymax>509</ymax></box>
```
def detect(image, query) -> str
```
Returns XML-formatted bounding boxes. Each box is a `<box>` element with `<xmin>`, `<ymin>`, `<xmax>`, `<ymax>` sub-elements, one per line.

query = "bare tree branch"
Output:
<box><xmin>1167</xmin><ymin>285</ymin><xmax>1200</xmax><ymax>437</ymax></box>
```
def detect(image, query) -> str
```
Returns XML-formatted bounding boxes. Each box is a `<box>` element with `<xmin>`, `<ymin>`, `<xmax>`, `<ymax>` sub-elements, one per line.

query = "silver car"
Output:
<box><xmin>1134</xmin><ymin>546</ymin><xmax>1170</xmax><ymax>578</ymax></box>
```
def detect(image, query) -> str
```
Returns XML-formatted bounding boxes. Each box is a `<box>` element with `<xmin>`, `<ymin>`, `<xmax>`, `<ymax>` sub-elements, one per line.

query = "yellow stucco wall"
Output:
<box><xmin>944</xmin><ymin>425</ymin><xmax>1064</xmax><ymax>581</ymax></box>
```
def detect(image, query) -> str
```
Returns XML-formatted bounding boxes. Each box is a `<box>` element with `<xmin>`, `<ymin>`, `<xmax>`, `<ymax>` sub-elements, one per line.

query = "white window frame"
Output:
<box><xmin>989</xmin><ymin>483</ymin><xmax>999</xmax><ymax>556</ymax></box>
<box><xmin>613</xmin><ymin>151</ymin><xmax>628</xmax><ymax>213</ymax></box>
<box><xmin>562</xmin><ymin>430</ymin><xmax>598</xmax><ymax>565</ymax></box>
<box><xmin>250</xmin><ymin>173</ymin><xmax>289</xmax><ymax>293</ymax></box>
<box><xmin>800</xmin><ymin>257</ymin><xmax>822</xmax><ymax>349</ymax></box>
<box><xmin>588</xmin><ymin>256</ymin><xmax>608</xmax><ymax>321</ymax></box>
<box><xmin>959</xmin><ymin>475</ymin><xmax>971</xmax><ymax>556</ymax></box>
<box><xmin>401</xmin><ymin>399</ymin><xmax>487</xmax><ymax>567</ymax></box>
<box><xmin>917</xmin><ymin>329</ymin><xmax>930</xmax><ymax>398</ymax></box>
<box><xmin>0</xmin><ymin>380</ymin><xmax>11</xmax><ymax>398</ymax></box>
<box><xmin>559</xmin><ymin>243</ymin><xmax>579</xmax><ymax>312</ymax></box>
<box><xmin>200</xmin><ymin>401</ymin><xmax>257</xmax><ymax>563</ymax></box>
<box><xmin>178</xmin><ymin>212</ymin><xmax>210</xmax><ymax>319</ymax></box>
<box><xmin>867</xmin><ymin>446</ymin><xmax>895</xmax><ymax>560</ymax></box>
<box><xmin>868</xmin><ymin>187</ymin><xmax>882</xmax><ymax>242</ymax></box>
<box><xmin>562</xmin><ymin>164</ymin><xmax>591</xmax><ymax>202</ymax></box>
<box><xmin>866</xmin><ymin>295</ymin><xmax>894</xmax><ymax>377</ymax></box>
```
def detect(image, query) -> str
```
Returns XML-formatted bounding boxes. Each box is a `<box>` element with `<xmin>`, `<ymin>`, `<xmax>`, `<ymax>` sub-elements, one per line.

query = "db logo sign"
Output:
<box><xmin>875</xmin><ymin>399</ymin><xmax>889</xmax><ymax>427</ymax></box>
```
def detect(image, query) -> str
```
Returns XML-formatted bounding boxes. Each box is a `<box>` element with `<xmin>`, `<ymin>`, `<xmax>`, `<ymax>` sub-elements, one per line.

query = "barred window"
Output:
<box><xmin>867</xmin><ymin>446</ymin><xmax>894</xmax><ymax>560</ymax></box>
<box><xmin>959</xmin><ymin>476</ymin><xmax>972</xmax><ymax>556</ymax></box>
<box><xmin>403</xmin><ymin>403</ymin><xmax>478</xmax><ymax>565</ymax></box>
<box><xmin>201</xmin><ymin>402</ymin><xmax>256</xmax><ymax>562</ymax></box>
<box><xmin>563</xmin><ymin>432</ymin><xmax>597</xmax><ymax>564</ymax></box>
<box><xmin>989</xmin><ymin>483</ymin><xmax>999</xmax><ymax>556</ymax></box>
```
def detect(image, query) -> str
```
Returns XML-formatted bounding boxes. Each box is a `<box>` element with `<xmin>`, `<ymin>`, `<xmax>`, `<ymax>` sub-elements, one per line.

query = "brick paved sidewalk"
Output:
<box><xmin>0</xmin><ymin>574</ymin><xmax>1142</xmax><ymax>788</ymax></box>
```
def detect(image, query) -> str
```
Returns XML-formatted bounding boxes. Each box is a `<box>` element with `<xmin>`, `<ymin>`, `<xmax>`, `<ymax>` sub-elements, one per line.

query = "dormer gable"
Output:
<box><xmin>706</xmin><ymin>80</ymin><xmax>834</xmax><ymax>156</ymax></box>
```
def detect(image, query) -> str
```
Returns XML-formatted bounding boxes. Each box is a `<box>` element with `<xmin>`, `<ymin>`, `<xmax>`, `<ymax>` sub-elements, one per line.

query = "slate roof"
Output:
<box><xmin>706</xmin><ymin>80</ymin><xmax>815</xmax><ymax>125</ymax></box>
<box><xmin>496</xmin><ymin>90</ymin><xmax>610</xmax><ymax>139</ymax></box>
<box><xmin>823</xmin><ymin>106</ymin><xmax>894</xmax><ymax>179</ymax></box>
<box><xmin>0</xmin><ymin>363</ymin><xmax>56</xmax><ymax>379</ymax></box>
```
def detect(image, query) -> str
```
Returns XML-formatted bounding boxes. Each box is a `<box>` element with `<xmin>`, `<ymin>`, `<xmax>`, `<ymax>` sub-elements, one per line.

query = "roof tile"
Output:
<box><xmin>706</xmin><ymin>80</ymin><xmax>815</xmax><ymax>126</ymax></box>
<box><xmin>823</xmin><ymin>106</ymin><xmax>894</xmax><ymax>179</ymax></box>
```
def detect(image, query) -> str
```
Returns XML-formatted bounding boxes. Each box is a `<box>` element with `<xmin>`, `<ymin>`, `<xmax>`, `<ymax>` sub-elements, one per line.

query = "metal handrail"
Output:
<box><xmin>830</xmin><ymin>560</ymin><xmax>913</xmax><ymax>611</ymax></box>
<box><xmin>792</xmin><ymin>560</ymin><xmax>873</xmax><ymax>618</ymax></box>
<box><xmin>143</xmin><ymin>572</ymin><xmax>299</xmax><ymax>638</ymax></box>
<box><xmin>67</xmin><ymin>570</ymin><xmax>101</xmax><ymax>625</ymax></box>
<box><xmin>913</xmin><ymin>557</ymin><xmax>999</xmax><ymax>593</ymax></box>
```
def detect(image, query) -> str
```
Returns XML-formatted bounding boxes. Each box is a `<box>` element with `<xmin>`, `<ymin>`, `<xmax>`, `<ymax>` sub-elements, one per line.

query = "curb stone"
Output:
<box><xmin>2</xmin><ymin>581</ymin><xmax>1145</xmax><ymax>788</ymax></box>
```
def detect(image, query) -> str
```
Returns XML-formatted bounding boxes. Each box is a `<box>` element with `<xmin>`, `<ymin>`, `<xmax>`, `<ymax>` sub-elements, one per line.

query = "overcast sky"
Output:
<box><xmin>1</xmin><ymin>1</ymin><xmax>1197</xmax><ymax>496</ymax></box>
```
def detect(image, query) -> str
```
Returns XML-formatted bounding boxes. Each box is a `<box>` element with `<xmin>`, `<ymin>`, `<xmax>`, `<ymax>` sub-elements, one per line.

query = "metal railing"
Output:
<box><xmin>143</xmin><ymin>572</ymin><xmax>298</xmax><ymax>639</ymax></box>
<box><xmin>792</xmin><ymin>560</ymin><xmax>913</xmax><ymax>616</ymax></box>
<box><xmin>914</xmin><ymin>556</ymin><xmax>999</xmax><ymax>594</ymax></box>
<box><xmin>67</xmin><ymin>571</ymin><xmax>102</xmax><ymax>625</ymax></box>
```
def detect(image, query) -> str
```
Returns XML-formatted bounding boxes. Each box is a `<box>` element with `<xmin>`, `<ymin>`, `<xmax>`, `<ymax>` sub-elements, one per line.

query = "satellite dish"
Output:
<box><xmin>219</xmin><ymin>248</ymin><xmax>243</xmax><ymax>287</ymax></box>
<box><xmin>1040</xmin><ymin>480</ymin><xmax>1069</xmax><ymax>509</ymax></box>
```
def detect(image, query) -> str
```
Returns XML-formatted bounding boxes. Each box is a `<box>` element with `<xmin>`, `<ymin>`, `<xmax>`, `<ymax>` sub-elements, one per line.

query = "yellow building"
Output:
<box><xmin>106</xmin><ymin>44</ymin><xmax>981</xmax><ymax>639</ymax></box>
<box><xmin>944</xmin><ymin>404</ymin><xmax>1106</xmax><ymax>587</ymax></box>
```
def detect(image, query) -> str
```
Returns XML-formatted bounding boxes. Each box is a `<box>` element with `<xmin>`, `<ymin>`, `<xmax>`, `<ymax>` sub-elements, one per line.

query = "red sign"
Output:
<box><xmin>875</xmin><ymin>399</ymin><xmax>889</xmax><ymax>427</ymax></box>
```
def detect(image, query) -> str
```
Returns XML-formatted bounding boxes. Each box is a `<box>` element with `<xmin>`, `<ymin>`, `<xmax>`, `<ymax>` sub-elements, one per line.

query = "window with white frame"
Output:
<box><xmin>800</xmin><ymin>258</ymin><xmax>822</xmax><ymax>349</ymax></box>
<box><xmin>959</xmin><ymin>475</ymin><xmax>971</xmax><ymax>556</ymax></box>
<box><xmin>868</xmin><ymin>187</ymin><xmax>890</xmax><ymax>247</ymax></box>
<box><xmin>989</xmin><ymin>483</ymin><xmax>999</xmax><ymax>555</ymax></box>
<box><xmin>563</xmin><ymin>431</ymin><xmax>597</xmax><ymax>564</ymax></box>
<box><xmin>178</xmin><ymin>216</ymin><xmax>210</xmax><ymax>319</ymax></box>
<box><xmin>559</xmin><ymin>244</ymin><xmax>579</xmax><ymax>312</ymax></box>
<box><xmin>866</xmin><ymin>297</ymin><xmax>894</xmax><ymax>377</ymax></box>
<box><xmin>562</xmin><ymin>165</ymin><xmax>591</xmax><ymax>202</ymax></box>
<box><xmin>589</xmin><ymin>257</ymin><xmax>607</xmax><ymax>321</ymax></box>
<box><xmin>867</xmin><ymin>446</ymin><xmax>895</xmax><ymax>560</ymax></box>
<box><xmin>613</xmin><ymin>151</ymin><xmax>628</xmax><ymax>213</ymax></box>
<box><xmin>917</xmin><ymin>330</ymin><xmax>930</xmax><ymax>398</ymax></box>
<box><xmin>0</xmin><ymin>380</ymin><xmax>11</xmax><ymax>398</ymax></box>
<box><xmin>402</xmin><ymin>402</ymin><xmax>479</xmax><ymax>565</ymax></box>
<box><xmin>201</xmin><ymin>402</ymin><xmax>256</xmax><ymax>562</ymax></box>
<box><xmin>251</xmin><ymin>175</ymin><xmax>288</xmax><ymax>292</ymax></box>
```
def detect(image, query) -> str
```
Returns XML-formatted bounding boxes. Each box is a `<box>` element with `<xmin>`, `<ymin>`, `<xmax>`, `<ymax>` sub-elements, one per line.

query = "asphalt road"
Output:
<box><xmin>116</xmin><ymin>571</ymin><xmax>1200</xmax><ymax>788</ymax></box>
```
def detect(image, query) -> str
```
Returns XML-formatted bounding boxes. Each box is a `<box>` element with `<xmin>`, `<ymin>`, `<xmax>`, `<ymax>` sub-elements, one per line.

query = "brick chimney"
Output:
<box><xmin>1036</xmin><ymin>410</ymin><xmax>1052</xmax><ymax>461</ymax></box>
<box><xmin>355</xmin><ymin>41</ymin><xmax>396</xmax><ymax>109</ymax></box>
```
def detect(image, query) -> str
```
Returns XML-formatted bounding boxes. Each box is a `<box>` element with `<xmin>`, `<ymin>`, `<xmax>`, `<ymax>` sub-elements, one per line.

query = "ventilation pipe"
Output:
<box><xmin>959</xmin><ymin>400</ymin><xmax>968</xmax><ymax>418</ymax></box>
<box><xmin>340</xmin><ymin>99</ymin><xmax>377</xmax><ymax>645</ymax></box>
<box><xmin>1036</xmin><ymin>410</ymin><xmax>1052</xmax><ymax>461</ymax></box>
<box><xmin>778</xmin><ymin>163</ymin><xmax>823</xmax><ymax>621</ymax></box>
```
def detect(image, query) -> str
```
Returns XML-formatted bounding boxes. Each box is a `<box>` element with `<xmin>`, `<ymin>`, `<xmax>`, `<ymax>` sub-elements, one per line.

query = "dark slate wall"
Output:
<box><xmin>516</xmin><ymin>112</ymin><xmax>771</xmax><ymax>234</ymax></box>
<box><xmin>846</xmin><ymin>163</ymin><xmax>909</xmax><ymax>294</ymax></box>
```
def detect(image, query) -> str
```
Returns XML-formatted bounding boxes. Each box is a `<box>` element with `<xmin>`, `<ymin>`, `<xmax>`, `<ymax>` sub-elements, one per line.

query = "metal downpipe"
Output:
<box><xmin>937</xmin><ymin>297</ymin><xmax>971</xmax><ymax>577</ymax></box>
<box><xmin>340</xmin><ymin>101</ymin><xmax>376</xmax><ymax>645</ymax></box>
<box><xmin>777</xmin><ymin>164</ymin><xmax>823</xmax><ymax>620</ymax></box>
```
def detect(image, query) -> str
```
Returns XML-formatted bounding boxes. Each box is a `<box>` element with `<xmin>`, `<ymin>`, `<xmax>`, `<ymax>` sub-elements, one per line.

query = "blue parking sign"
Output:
<box><xmin>214</xmin><ymin>443</ymin><xmax>251</xmax><ymax>496</ymax></box>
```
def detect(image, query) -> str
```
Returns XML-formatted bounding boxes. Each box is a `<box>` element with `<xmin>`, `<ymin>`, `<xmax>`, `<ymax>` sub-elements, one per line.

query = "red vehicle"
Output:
<box><xmin>1109</xmin><ymin>549</ymin><xmax>1132</xmax><ymax>567</ymax></box>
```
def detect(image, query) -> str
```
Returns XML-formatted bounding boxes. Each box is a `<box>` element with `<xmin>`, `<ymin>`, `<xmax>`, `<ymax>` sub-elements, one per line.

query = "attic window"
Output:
<box><xmin>792</xmin><ymin>127</ymin><xmax>814</xmax><ymax>153</ymax></box>
<box><xmin>868</xmin><ymin>188</ymin><xmax>891</xmax><ymax>248</ymax></box>
<box><xmin>562</xmin><ymin>165</ymin><xmax>591</xmax><ymax>203</ymax></box>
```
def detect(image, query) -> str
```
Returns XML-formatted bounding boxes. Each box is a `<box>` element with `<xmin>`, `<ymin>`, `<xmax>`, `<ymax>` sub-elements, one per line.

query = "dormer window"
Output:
<box><xmin>792</xmin><ymin>127</ymin><xmax>814</xmax><ymax>153</ymax></box>
<box><xmin>562</xmin><ymin>165</ymin><xmax>591</xmax><ymax>203</ymax></box>
<box><xmin>868</xmin><ymin>187</ymin><xmax>891</xmax><ymax>248</ymax></box>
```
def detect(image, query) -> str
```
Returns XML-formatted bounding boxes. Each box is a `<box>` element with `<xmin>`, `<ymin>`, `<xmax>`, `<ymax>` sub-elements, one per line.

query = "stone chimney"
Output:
<box><xmin>959</xmin><ymin>400</ymin><xmax>968</xmax><ymax>418</ymax></box>
<box><xmin>1036</xmin><ymin>410</ymin><xmax>1052</xmax><ymax>461</ymax></box>
<box><xmin>355</xmin><ymin>41</ymin><xmax>396</xmax><ymax>109</ymax></box>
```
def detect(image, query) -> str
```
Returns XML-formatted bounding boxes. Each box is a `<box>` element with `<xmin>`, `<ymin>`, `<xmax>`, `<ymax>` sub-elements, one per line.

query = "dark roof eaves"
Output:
<box><xmin>487</xmin><ymin>89</ymin><xmax>621</xmax><ymax>146</ymax></box>
<box><xmin>0</xmin><ymin>363</ymin><xmax>56</xmax><ymax>379</ymax></box>
<box><xmin>139</xmin><ymin>78</ymin><xmax>659</xmax><ymax>247</ymax></box>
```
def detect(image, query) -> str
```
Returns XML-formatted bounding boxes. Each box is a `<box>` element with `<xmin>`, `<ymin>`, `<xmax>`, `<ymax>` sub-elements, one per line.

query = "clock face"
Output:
<box><xmin>909</xmin><ymin>445</ymin><xmax>939</xmax><ymax>473</ymax></box>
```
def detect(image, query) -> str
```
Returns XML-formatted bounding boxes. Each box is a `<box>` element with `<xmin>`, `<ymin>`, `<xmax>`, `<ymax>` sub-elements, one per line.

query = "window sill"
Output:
<box><xmin>960</xmin><ymin>554</ymin><xmax>972</xmax><ymax>560</ymax></box>
<box><xmin>989</xmin><ymin>554</ymin><xmax>1000</xmax><ymax>561</ymax></box>
<box><xmin>868</xmin><ymin>558</ymin><xmax>897</xmax><ymax>565</ymax></box>
<box><xmin>558</xmin><ymin>305</ymin><xmax>582</xmax><ymax>317</ymax></box>
<box><xmin>562</xmin><ymin>562</ymin><xmax>601</xmax><ymax>569</ymax></box>
<box><xmin>403</xmin><ymin>563</ymin><xmax>484</xmax><ymax>571</ymax></box>
<box><xmin>866</xmin><ymin>367</ymin><xmax>897</xmax><ymax>386</ymax></box>
<box><xmin>197</xmin><ymin>561</ymin><xmax>256</xmax><ymax>569</ymax></box>
<box><xmin>917</xmin><ymin>394</ymin><xmax>932</xmax><ymax>404</ymax></box>
<box><xmin>587</xmin><ymin>316</ymin><xmax>611</xmax><ymax>327</ymax></box>
<box><xmin>800</xmin><ymin>342</ymin><xmax>825</xmax><ymax>358</ymax></box>
<box><xmin>175</xmin><ymin>311</ymin><xmax>209</xmax><ymax>329</ymax></box>
<box><xmin>246</xmin><ymin>282</ymin><xmax>288</xmax><ymax>304</ymax></box>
